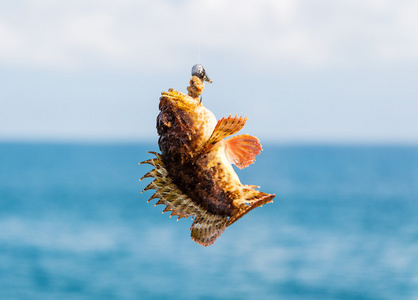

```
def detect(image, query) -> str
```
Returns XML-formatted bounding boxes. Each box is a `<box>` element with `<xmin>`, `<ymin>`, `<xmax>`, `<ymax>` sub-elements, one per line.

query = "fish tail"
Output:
<box><xmin>190</xmin><ymin>214</ymin><xmax>228</xmax><ymax>247</ymax></box>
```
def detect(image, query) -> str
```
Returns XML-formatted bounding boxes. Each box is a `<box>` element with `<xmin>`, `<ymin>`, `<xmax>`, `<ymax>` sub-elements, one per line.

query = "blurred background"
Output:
<box><xmin>0</xmin><ymin>1</ymin><xmax>417</xmax><ymax>299</ymax></box>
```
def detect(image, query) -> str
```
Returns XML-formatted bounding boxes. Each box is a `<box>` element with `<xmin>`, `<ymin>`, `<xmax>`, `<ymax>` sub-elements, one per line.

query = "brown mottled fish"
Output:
<box><xmin>140</xmin><ymin>64</ymin><xmax>275</xmax><ymax>246</ymax></box>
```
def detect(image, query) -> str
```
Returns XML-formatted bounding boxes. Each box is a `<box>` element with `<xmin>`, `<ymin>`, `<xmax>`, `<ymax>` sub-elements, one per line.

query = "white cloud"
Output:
<box><xmin>0</xmin><ymin>0</ymin><xmax>417</xmax><ymax>71</ymax></box>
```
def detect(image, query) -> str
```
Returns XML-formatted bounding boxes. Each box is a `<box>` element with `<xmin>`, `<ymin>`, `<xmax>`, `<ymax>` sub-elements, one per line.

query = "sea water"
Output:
<box><xmin>0</xmin><ymin>142</ymin><xmax>417</xmax><ymax>300</ymax></box>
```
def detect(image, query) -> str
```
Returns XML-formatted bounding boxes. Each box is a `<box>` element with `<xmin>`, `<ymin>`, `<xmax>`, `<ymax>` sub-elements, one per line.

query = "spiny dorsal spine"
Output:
<box><xmin>139</xmin><ymin>151</ymin><xmax>229</xmax><ymax>246</ymax></box>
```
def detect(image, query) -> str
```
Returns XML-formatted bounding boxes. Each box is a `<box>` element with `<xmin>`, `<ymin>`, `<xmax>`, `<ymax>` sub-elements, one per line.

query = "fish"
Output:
<box><xmin>140</xmin><ymin>64</ymin><xmax>275</xmax><ymax>246</ymax></box>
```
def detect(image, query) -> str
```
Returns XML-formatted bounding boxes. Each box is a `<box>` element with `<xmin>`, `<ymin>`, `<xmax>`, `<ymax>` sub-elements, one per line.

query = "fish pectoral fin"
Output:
<box><xmin>206</xmin><ymin>114</ymin><xmax>248</xmax><ymax>147</ymax></box>
<box><xmin>224</xmin><ymin>134</ymin><xmax>262</xmax><ymax>169</ymax></box>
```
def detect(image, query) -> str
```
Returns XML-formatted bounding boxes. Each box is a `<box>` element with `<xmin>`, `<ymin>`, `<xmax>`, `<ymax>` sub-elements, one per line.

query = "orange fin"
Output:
<box><xmin>227</xmin><ymin>191</ymin><xmax>275</xmax><ymax>227</ymax></box>
<box><xmin>206</xmin><ymin>114</ymin><xmax>248</xmax><ymax>146</ymax></box>
<box><xmin>224</xmin><ymin>134</ymin><xmax>262</xmax><ymax>169</ymax></box>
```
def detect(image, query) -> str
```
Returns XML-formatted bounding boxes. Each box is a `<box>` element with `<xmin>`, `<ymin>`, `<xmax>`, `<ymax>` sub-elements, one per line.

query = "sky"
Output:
<box><xmin>1</xmin><ymin>0</ymin><xmax>417</xmax><ymax>143</ymax></box>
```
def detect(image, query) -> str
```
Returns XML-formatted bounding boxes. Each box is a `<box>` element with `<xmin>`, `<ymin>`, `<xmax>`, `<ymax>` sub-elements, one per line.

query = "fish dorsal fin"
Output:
<box><xmin>206</xmin><ymin>114</ymin><xmax>248</xmax><ymax>147</ymax></box>
<box><xmin>224</xmin><ymin>134</ymin><xmax>262</xmax><ymax>169</ymax></box>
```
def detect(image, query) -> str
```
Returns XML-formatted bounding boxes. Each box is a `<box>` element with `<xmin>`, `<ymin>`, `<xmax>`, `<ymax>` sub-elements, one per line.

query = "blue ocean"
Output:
<box><xmin>0</xmin><ymin>142</ymin><xmax>417</xmax><ymax>299</ymax></box>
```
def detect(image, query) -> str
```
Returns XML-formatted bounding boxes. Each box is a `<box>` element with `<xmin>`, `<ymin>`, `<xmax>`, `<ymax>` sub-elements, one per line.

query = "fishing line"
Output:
<box><xmin>196</xmin><ymin>0</ymin><xmax>202</xmax><ymax>64</ymax></box>
<box><xmin>197</xmin><ymin>34</ymin><xmax>201</xmax><ymax>63</ymax></box>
